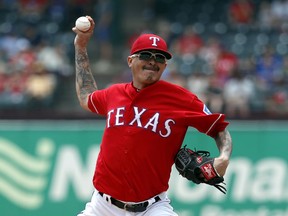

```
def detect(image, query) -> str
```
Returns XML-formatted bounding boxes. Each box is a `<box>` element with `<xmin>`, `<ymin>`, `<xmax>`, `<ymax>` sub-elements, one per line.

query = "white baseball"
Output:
<box><xmin>75</xmin><ymin>16</ymin><xmax>91</xmax><ymax>32</ymax></box>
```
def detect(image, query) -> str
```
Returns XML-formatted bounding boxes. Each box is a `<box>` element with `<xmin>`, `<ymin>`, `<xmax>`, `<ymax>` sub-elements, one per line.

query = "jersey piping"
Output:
<box><xmin>205</xmin><ymin>113</ymin><xmax>222</xmax><ymax>135</ymax></box>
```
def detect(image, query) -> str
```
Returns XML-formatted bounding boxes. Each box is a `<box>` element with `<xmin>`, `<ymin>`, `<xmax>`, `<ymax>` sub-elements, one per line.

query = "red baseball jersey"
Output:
<box><xmin>88</xmin><ymin>80</ymin><xmax>229</xmax><ymax>202</ymax></box>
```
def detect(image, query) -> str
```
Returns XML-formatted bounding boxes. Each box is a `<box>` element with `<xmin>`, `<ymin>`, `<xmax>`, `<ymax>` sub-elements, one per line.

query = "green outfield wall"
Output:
<box><xmin>0</xmin><ymin>120</ymin><xmax>287</xmax><ymax>216</ymax></box>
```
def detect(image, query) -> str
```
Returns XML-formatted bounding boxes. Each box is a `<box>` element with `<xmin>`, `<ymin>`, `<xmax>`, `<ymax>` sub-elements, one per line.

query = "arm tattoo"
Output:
<box><xmin>75</xmin><ymin>48</ymin><xmax>97</xmax><ymax>104</ymax></box>
<box><xmin>215</xmin><ymin>129</ymin><xmax>233</xmax><ymax>159</ymax></box>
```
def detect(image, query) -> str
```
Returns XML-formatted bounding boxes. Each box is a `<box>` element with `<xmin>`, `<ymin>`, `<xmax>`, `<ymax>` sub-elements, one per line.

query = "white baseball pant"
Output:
<box><xmin>77</xmin><ymin>190</ymin><xmax>178</xmax><ymax>216</ymax></box>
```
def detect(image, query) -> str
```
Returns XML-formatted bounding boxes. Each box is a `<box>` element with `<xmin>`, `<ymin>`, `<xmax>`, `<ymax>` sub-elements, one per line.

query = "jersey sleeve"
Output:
<box><xmin>87</xmin><ymin>89</ymin><xmax>108</xmax><ymax>115</ymax></box>
<box><xmin>186</xmin><ymin>96</ymin><xmax>229</xmax><ymax>138</ymax></box>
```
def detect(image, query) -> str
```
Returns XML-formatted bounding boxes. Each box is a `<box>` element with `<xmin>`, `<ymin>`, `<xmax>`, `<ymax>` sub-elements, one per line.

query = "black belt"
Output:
<box><xmin>99</xmin><ymin>192</ymin><xmax>161</xmax><ymax>212</ymax></box>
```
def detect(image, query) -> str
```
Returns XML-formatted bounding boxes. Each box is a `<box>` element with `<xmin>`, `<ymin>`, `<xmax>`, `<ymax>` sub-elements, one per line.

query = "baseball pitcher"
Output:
<box><xmin>72</xmin><ymin>16</ymin><xmax>233</xmax><ymax>216</ymax></box>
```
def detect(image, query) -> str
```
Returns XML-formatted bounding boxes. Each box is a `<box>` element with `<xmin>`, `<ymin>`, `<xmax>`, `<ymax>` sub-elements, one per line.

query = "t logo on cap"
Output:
<box><xmin>130</xmin><ymin>33</ymin><xmax>172</xmax><ymax>59</ymax></box>
<box><xmin>149</xmin><ymin>36</ymin><xmax>160</xmax><ymax>47</ymax></box>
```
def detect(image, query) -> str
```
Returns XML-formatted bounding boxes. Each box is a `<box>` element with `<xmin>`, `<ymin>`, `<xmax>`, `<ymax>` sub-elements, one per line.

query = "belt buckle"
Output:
<box><xmin>124</xmin><ymin>203</ymin><xmax>146</xmax><ymax>213</ymax></box>
<box><xmin>123</xmin><ymin>203</ymin><xmax>135</xmax><ymax>212</ymax></box>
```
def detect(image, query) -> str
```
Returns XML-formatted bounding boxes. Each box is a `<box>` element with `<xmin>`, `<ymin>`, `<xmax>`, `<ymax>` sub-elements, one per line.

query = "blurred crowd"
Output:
<box><xmin>1</xmin><ymin>0</ymin><xmax>288</xmax><ymax>119</ymax></box>
<box><xmin>0</xmin><ymin>0</ymin><xmax>97</xmax><ymax>112</ymax></box>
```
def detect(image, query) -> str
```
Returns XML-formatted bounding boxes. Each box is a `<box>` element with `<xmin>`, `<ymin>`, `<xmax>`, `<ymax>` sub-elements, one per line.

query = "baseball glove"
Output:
<box><xmin>174</xmin><ymin>145</ymin><xmax>227</xmax><ymax>194</ymax></box>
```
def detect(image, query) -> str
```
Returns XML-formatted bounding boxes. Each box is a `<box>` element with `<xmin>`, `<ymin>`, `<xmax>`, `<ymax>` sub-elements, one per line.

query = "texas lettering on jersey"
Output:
<box><xmin>106</xmin><ymin>106</ymin><xmax>176</xmax><ymax>138</ymax></box>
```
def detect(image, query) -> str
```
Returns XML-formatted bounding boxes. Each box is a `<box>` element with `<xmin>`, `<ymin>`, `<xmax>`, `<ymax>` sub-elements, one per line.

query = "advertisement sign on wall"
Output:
<box><xmin>0</xmin><ymin>121</ymin><xmax>287</xmax><ymax>216</ymax></box>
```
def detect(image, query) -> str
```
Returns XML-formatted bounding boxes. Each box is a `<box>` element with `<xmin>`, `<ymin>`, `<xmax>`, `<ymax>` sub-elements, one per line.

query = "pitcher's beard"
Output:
<box><xmin>144</xmin><ymin>73</ymin><xmax>158</xmax><ymax>84</ymax></box>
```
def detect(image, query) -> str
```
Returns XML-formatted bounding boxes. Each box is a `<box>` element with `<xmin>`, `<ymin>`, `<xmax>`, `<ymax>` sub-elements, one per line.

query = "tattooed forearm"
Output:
<box><xmin>75</xmin><ymin>48</ymin><xmax>97</xmax><ymax>106</ymax></box>
<box><xmin>214</xmin><ymin>129</ymin><xmax>233</xmax><ymax>159</ymax></box>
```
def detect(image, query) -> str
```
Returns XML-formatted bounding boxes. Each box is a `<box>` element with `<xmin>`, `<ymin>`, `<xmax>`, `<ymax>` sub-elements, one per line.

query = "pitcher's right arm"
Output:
<box><xmin>72</xmin><ymin>16</ymin><xmax>97</xmax><ymax>111</ymax></box>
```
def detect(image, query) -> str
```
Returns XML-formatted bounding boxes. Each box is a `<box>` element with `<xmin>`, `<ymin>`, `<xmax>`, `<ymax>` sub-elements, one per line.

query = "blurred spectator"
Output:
<box><xmin>186</xmin><ymin>72</ymin><xmax>209</xmax><ymax>103</ymax></box>
<box><xmin>237</xmin><ymin>55</ymin><xmax>255</xmax><ymax>76</ymax></box>
<box><xmin>199</xmin><ymin>36</ymin><xmax>222</xmax><ymax>66</ymax></box>
<box><xmin>175</xmin><ymin>25</ymin><xmax>204</xmax><ymax>56</ymax></box>
<box><xmin>258</xmin><ymin>1</ymin><xmax>274</xmax><ymax>30</ymax></box>
<box><xmin>228</xmin><ymin>0</ymin><xmax>255</xmax><ymax>26</ymax></box>
<box><xmin>8</xmin><ymin>71</ymin><xmax>28</xmax><ymax>105</ymax></box>
<box><xmin>213</xmin><ymin>46</ymin><xmax>238</xmax><ymax>85</ymax></box>
<box><xmin>9</xmin><ymin>46</ymin><xmax>36</xmax><ymax>71</ymax></box>
<box><xmin>25</xmin><ymin>63</ymin><xmax>57</xmax><ymax>108</ymax></box>
<box><xmin>199</xmin><ymin>36</ymin><xmax>222</xmax><ymax>76</ymax></box>
<box><xmin>255</xmin><ymin>45</ymin><xmax>283</xmax><ymax>88</ymax></box>
<box><xmin>92</xmin><ymin>41</ymin><xmax>114</xmax><ymax>75</ymax></box>
<box><xmin>270</xmin><ymin>0</ymin><xmax>288</xmax><ymax>30</ymax></box>
<box><xmin>36</xmin><ymin>42</ymin><xmax>73</xmax><ymax>76</ymax></box>
<box><xmin>0</xmin><ymin>33</ymin><xmax>31</xmax><ymax>58</ymax></box>
<box><xmin>266</xmin><ymin>78</ymin><xmax>288</xmax><ymax>116</ymax></box>
<box><xmin>168</xmin><ymin>28</ymin><xmax>206</xmax><ymax>77</ymax></box>
<box><xmin>223</xmin><ymin>70</ymin><xmax>255</xmax><ymax>118</ymax></box>
<box><xmin>263</xmin><ymin>53</ymin><xmax>288</xmax><ymax>116</ymax></box>
<box><xmin>205</xmin><ymin>75</ymin><xmax>224</xmax><ymax>113</ymax></box>
<box><xmin>0</xmin><ymin>71</ymin><xmax>28</xmax><ymax>108</ymax></box>
<box><xmin>18</xmin><ymin>0</ymin><xmax>49</xmax><ymax>22</ymax></box>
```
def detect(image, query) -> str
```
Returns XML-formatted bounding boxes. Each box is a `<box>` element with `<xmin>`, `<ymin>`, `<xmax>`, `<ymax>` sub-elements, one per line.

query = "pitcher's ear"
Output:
<box><xmin>127</xmin><ymin>56</ymin><xmax>133</xmax><ymax>67</ymax></box>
